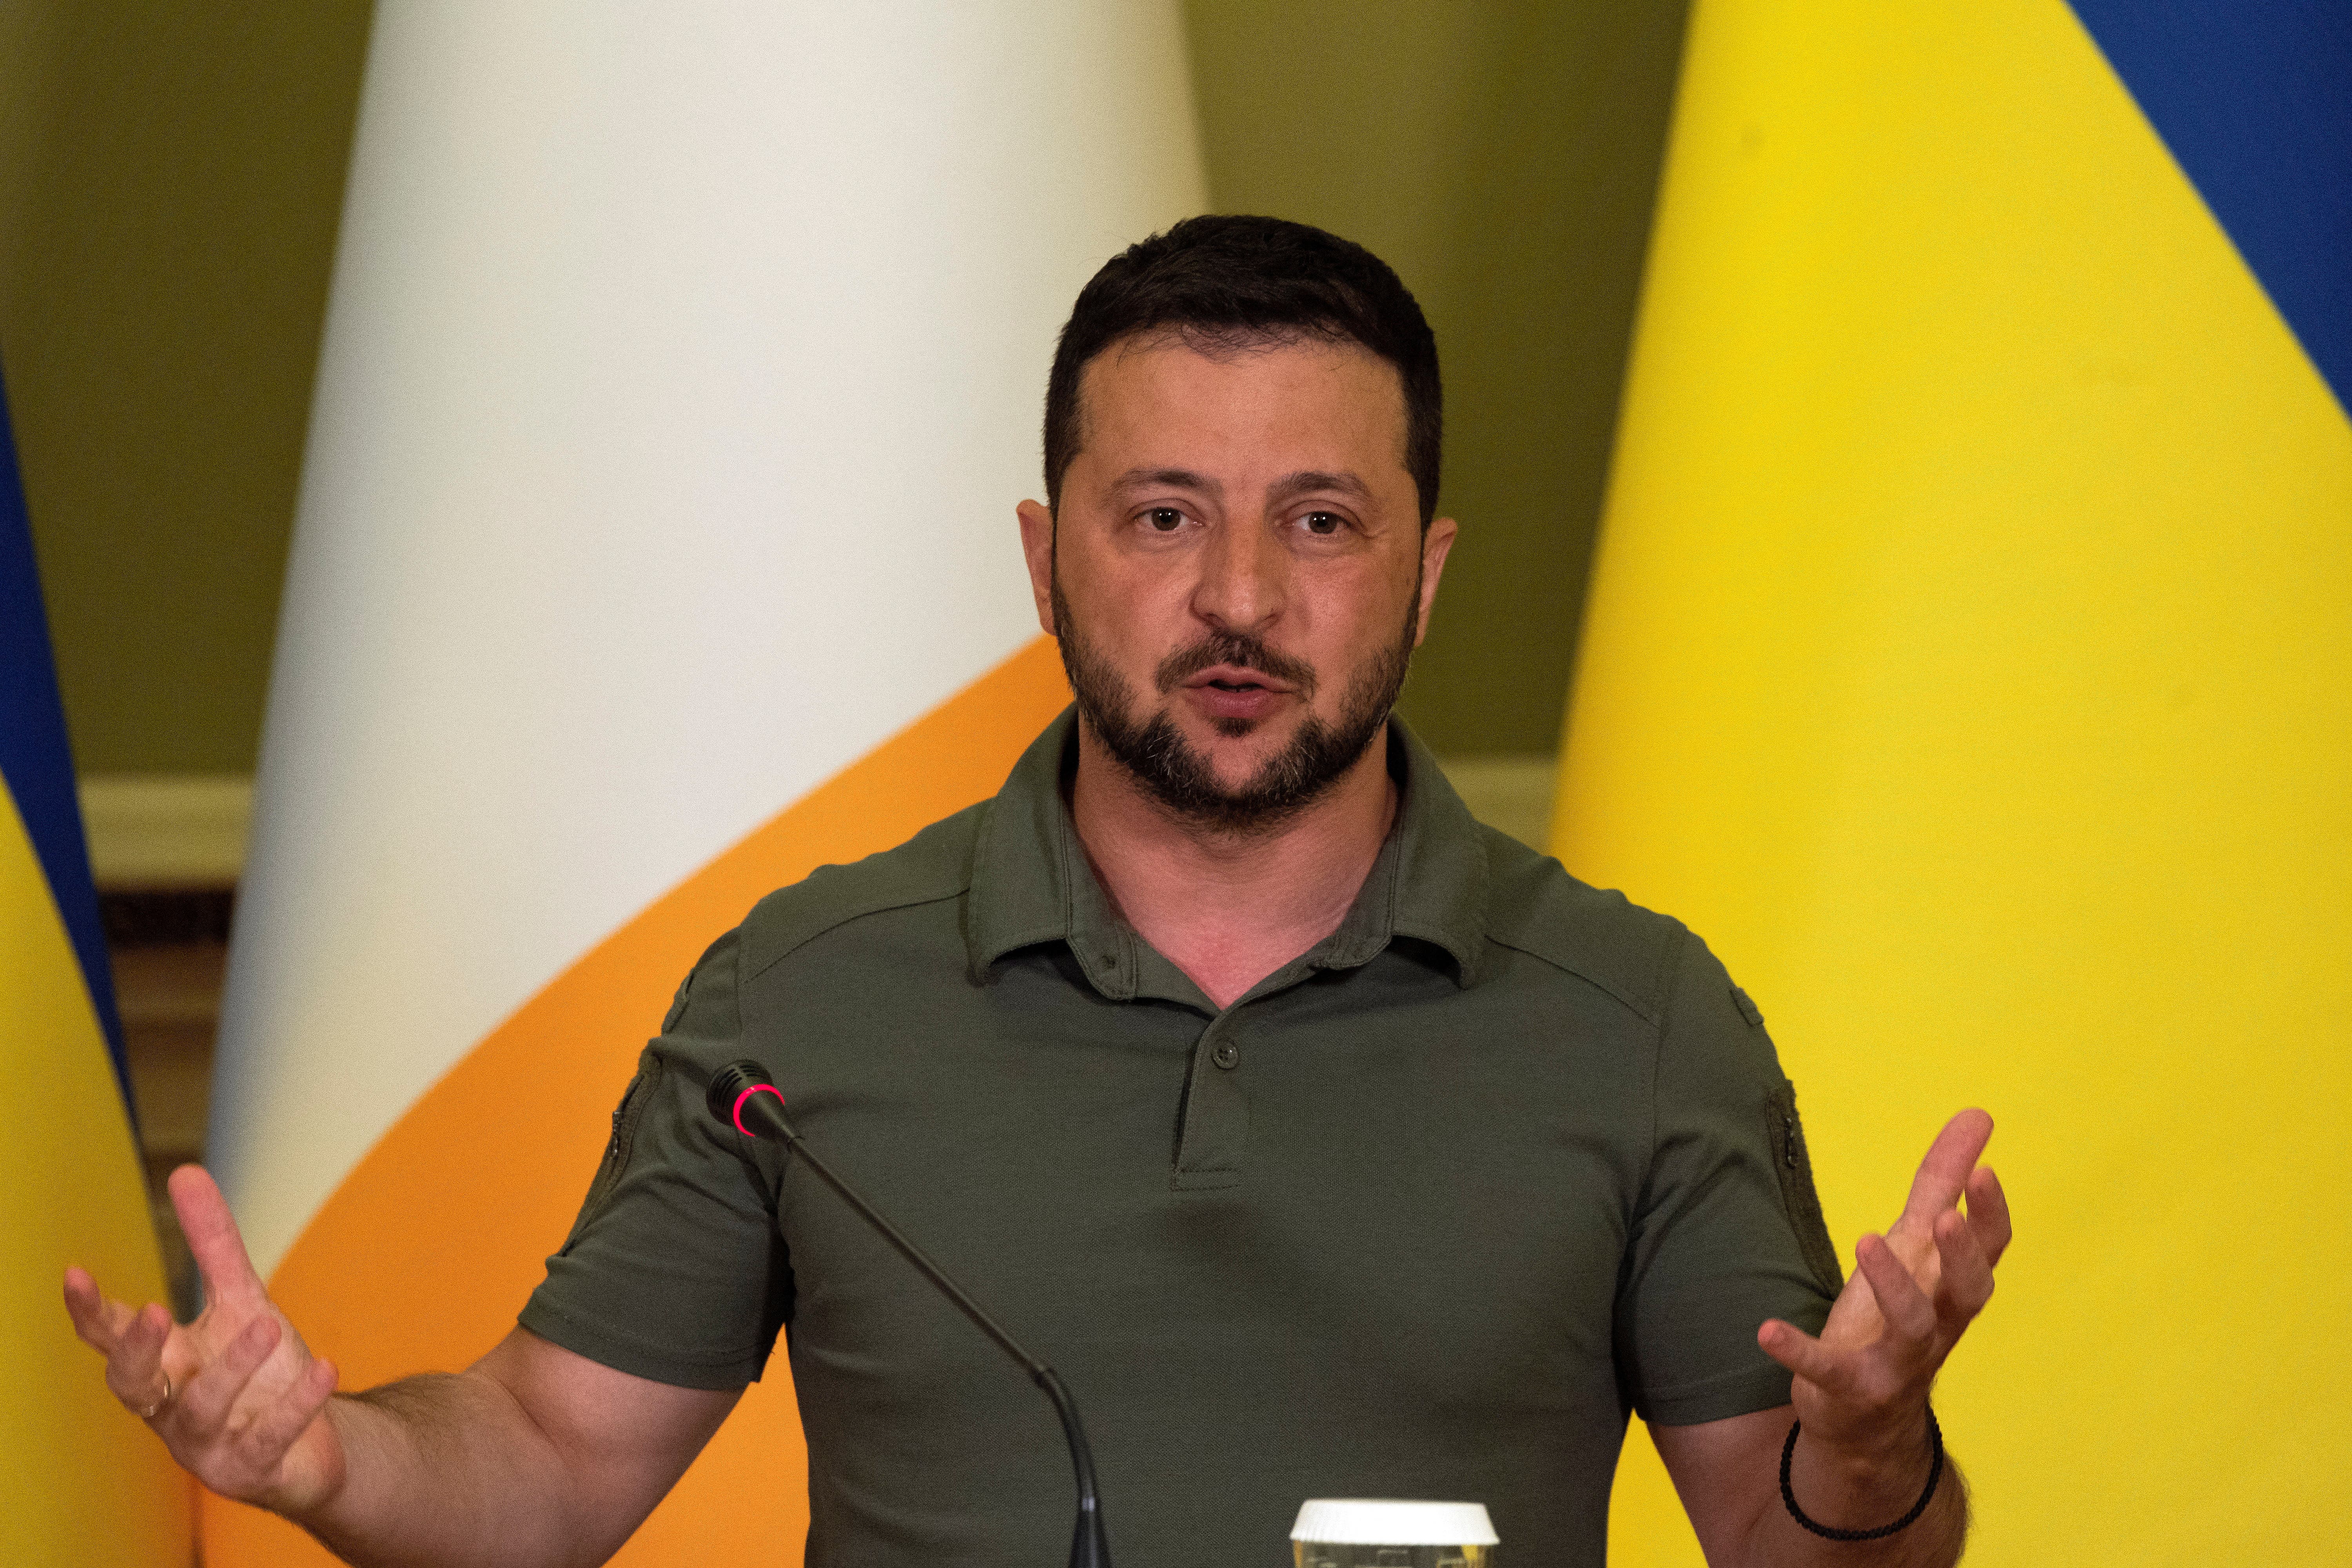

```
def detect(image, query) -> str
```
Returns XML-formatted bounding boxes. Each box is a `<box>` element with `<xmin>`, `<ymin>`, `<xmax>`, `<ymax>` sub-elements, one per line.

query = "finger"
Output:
<box><xmin>1855</xmin><ymin>1233</ymin><xmax>1937</xmax><ymax>1348</ymax></box>
<box><xmin>169</xmin><ymin>1165</ymin><xmax>268</xmax><ymax>1312</ymax></box>
<box><xmin>1897</xmin><ymin>1108</ymin><xmax>1994</xmax><ymax>1230</ymax></box>
<box><xmin>1965</xmin><ymin>1164</ymin><xmax>2013</xmax><ymax>1267</ymax></box>
<box><xmin>235</xmin><ymin>1356</ymin><xmax>338</xmax><ymax>1463</ymax></box>
<box><xmin>99</xmin><ymin>1303</ymin><xmax>170</xmax><ymax>1398</ymax></box>
<box><xmin>1931</xmin><ymin>1207</ymin><xmax>1996</xmax><ymax>1327</ymax></box>
<box><xmin>173</xmin><ymin>1313</ymin><xmax>283</xmax><ymax>1436</ymax></box>
<box><xmin>1756</xmin><ymin>1318</ymin><xmax>1859</xmax><ymax>1397</ymax></box>
<box><xmin>62</xmin><ymin>1268</ymin><xmax>141</xmax><ymax>1351</ymax></box>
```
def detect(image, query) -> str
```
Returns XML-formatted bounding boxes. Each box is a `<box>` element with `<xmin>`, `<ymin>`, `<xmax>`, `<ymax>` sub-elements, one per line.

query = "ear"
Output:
<box><xmin>1016</xmin><ymin>499</ymin><xmax>1058</xmax><ymax>636</ymax></box>
<box><xmin>1412</xmin><ymin>517</ymin><xmax>1459</xmax><ymax>647</ymax></box>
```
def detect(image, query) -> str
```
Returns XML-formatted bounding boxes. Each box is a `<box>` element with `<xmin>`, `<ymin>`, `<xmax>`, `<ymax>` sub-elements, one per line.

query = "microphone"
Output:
<box><xmin>707</xmin><ymin>1059</ymin><xmax>1111</xmax><ymax>1568</ymax></box>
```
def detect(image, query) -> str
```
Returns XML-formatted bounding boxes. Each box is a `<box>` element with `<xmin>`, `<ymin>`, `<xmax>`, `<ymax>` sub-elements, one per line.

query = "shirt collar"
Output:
<box><xmin>965</xmin><ymin>707</ymin><xmax>1489</xmax><ymax>994</ymax></box>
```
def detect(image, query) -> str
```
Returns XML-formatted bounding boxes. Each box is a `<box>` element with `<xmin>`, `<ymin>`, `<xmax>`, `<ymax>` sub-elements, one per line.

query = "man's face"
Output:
<box><xmin>1018</xmin><ymin>332</ymin><xmax>1456</xmax><ymax>831</ymax></box>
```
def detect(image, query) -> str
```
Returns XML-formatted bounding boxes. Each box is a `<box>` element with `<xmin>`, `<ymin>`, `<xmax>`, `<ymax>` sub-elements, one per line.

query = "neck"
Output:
<box><xmin>1068</xmin><ymin>719</ymin><xmax>1399</xmax><ymax>1009</ymax></box>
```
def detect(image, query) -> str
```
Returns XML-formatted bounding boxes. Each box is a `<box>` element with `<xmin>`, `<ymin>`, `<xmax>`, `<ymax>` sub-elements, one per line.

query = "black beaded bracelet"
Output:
<box><xmin>1779</xmin><ymin>1406</ymin><xmax>1945</xmax><ymax>1543</ymax></box>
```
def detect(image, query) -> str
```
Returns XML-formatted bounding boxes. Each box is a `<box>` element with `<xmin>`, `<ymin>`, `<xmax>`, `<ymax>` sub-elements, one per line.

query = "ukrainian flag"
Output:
<box><xmin>0</xmin><ymin>363</ymin><xmax>192</xmax><ymax>1557</ymax></box>
<box><xmin>1563</xmin><ymin>4</ymin><xmax>2350</xmax><ymax>1565</ymax></box>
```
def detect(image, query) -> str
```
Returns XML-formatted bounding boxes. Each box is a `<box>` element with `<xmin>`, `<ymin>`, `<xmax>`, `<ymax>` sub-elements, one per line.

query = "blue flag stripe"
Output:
<box><xmin>0</xmin><ymin>359</ymin><xmax>132</xmax><ymax>1111</ymax></box>
<box><xmin>2067</xmin><ymin>0</ymin><xmax>2352</xmax><ymax>418</ymax></box>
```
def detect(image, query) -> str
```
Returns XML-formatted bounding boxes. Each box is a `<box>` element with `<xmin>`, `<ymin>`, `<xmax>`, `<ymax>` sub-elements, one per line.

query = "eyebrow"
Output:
<box><xmin>1107</xmin><ymin>466</ymin><xmax>1221</xmax><ymax>498</ymax></box>
<box><xmin>1104</xmin><ymin>468</ymin><xmax>1375</xmax><ymax>503</ymax></box>
<box><xmin>1267</xmin><ymin>470</ymin><xmax>1374</xmax><ymax>504</ymax></box>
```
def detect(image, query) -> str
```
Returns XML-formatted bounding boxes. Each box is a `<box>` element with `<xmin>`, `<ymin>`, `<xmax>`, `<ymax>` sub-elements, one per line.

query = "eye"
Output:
<box><xmin>1144</xmin><ymin>507</ymin><xmax>1185</xmax><ymax>533</ymax></box>
<box><xmin>1301</xmin><ymin>510</ymin><xmax>1345</xmax><ymax>536</ymax></box>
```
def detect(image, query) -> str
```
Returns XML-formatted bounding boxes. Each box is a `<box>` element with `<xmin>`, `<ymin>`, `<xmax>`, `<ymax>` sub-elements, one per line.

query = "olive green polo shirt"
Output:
<box><xmin>522</xmin><ymin>710</ymin><xmax>1840</xmax><ymax>1568</ymax></box>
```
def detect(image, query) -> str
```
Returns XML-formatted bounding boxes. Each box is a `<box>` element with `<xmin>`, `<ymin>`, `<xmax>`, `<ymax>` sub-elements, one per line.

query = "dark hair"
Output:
<box><xmin>1043</xmin><ymin>214</ymin><xmax>1442</xmax><ymax>527</ymax></box>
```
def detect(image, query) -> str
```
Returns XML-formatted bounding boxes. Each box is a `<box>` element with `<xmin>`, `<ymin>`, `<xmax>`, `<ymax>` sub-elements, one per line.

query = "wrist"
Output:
<box><xmin>1802</xmin><ymin>1405</ymin><xmax>1935</xmax><ymax>1490</ymax></box>
<box><xmin>1780</xmin><ymin>1405</ymin><xmax>1945</xmax><ymax>1543</ymax></box>
<box><xmin>259</xmin><ymin>1393</ymin><xmax>359</xmax><ymax>1523</ymax></box>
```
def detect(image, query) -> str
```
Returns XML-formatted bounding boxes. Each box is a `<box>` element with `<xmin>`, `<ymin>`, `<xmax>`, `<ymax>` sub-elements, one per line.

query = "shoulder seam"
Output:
<box><xmin>1479</xmin><ymin>927</ymin><xmax>1667</xmax><ymax>1025</ymax></box>
<box><xmin>740</xmin><ymin>878</ymin><xmax>973</xmax><ymax>986</ymax></box>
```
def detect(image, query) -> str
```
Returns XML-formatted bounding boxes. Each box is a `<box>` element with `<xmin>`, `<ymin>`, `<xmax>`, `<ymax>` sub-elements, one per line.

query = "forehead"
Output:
<box><xmin>1074</xmin><ymin>332</ymin><xmax>1410</xmax><ymax>474</ymax></box>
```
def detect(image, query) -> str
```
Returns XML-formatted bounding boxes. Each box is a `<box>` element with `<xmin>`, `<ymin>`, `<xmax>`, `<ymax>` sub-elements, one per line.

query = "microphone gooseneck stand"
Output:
<box><xmin>707</xmin><ymin>1059</ymin><xmax>1110</xmax><ymax>1568</ymax></box>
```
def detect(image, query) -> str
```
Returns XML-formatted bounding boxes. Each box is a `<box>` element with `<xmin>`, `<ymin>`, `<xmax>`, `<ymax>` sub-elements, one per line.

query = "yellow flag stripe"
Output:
<box><xmin>1568</xmin><ymin>2</ymin><xmax>2352</xmax><ymax>1564</ymax></box>
<box><xmin>0</xmin><ymin>779</ymin><xmax>192</xmax><ymax>1563</ymax></box>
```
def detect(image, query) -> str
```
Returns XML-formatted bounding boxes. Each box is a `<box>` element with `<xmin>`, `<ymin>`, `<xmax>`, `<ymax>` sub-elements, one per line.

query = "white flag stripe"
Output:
<box><xmin>212</xmin><ymin>0</ymin><xmax>1204</xmax><ymax>1274</ymax></box>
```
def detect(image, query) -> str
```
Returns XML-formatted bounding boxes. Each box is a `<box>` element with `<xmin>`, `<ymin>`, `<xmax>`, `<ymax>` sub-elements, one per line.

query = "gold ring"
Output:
<box><xmin>135</xmin><ymin>1373</ymin><xmax>172</xmax><ymax>1421</ymax></box>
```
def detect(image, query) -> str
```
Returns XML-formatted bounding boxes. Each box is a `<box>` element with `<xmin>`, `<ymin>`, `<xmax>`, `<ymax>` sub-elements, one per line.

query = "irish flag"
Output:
<box><xmin>203</xmin><ymin>5</ymin><xmax>1203</xmax><ymax>1562</ymax></box>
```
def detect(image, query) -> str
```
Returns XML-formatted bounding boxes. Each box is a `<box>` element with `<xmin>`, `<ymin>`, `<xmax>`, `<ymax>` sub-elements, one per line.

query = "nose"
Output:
<box><xmin>1191</xmin><ymin>516</ymin><xmax>1287</xmax><ymax>637</ymax></box>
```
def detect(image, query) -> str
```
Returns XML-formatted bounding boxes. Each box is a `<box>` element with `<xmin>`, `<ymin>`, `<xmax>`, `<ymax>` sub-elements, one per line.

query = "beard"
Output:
<box><xmin>1052</xmin><ymin>573</ymin><xmax>1418</xmax><ymax>834</ymax></box>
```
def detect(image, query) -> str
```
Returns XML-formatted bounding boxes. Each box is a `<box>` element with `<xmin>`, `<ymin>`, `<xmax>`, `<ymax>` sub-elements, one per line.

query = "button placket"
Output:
<box><xmin>1172</xmin><ymin>1020</ymin><xmax>1247</xmax><ymax>1191</ymax></box>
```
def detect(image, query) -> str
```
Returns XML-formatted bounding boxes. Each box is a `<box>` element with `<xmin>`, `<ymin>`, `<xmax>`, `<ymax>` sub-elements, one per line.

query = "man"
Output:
<box><xmin>68</xmin><ymin>216</ymin><xmax>2007</xmax><ymax>1566</ymax></box>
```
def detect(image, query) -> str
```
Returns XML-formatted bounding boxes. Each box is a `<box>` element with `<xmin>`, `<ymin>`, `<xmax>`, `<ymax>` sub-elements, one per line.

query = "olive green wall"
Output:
<box><xmin>1185</xmin><ymin>0</ymin><xmax>1690</xmax><ymax>753</ymax></box>
<box><xmin>0</xmin><ymin>2</ymin><xmax>370</xmax><ymax>775</ymax></box>
<box><xmin>4</xmin><ymin>1</ymin><xmax>1685</xmax><ymax>774</ymax></box>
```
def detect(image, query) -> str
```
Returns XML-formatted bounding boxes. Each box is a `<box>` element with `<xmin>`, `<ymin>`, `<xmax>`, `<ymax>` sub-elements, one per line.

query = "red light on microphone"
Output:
<box><xmin>730</xmin><ymin>1082</ymin><xmax>787</xmax><ymax>1138</ymax></box>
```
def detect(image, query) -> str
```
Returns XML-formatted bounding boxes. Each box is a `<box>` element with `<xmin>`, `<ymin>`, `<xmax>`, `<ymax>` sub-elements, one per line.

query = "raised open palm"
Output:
<box><xmin>64</xmin><ymin>1165</ymin><xmax>346</xmax><ymax>1512</ymax></box>
<box><xmin>1758</xmin><ymin>1109</ymin><xmax>2011</xmax><ymax>1450</ymax></box>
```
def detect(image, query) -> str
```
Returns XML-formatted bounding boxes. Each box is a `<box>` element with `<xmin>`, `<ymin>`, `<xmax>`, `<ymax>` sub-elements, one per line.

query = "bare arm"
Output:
<box><xmin>1654</xmin><ymin>1404</ymin><xmax>1964</xmax><ymax>1568</ymax></box>
<box><xmin>297</xmin><ymin>1328</ymin><xmax>735</xmax><ymax>1567</ymax></box>
<box><xmin>65</xmin><ymin>1165</ymin><xmax>735</xmax><ymax>1568</ymax></box>
<box><xmin>1652</xmin><ymin>1110</ymin><xmax>2010</xmax><ymax>1568</ymax></box>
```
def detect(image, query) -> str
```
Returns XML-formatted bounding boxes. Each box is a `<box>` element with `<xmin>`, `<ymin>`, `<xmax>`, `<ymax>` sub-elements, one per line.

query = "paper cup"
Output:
<box><xmin>1290</xmin><ymin>1499</ymin><xmax>1498</xmax><ymax>1567</ymax></box>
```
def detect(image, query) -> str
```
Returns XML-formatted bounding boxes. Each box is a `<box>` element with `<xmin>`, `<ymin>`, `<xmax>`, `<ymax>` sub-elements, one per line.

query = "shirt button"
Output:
<box><xmin>1210</xmin><ymin>1041</ymin><xmax>1240</xmax><ymax>1070</ymax></box>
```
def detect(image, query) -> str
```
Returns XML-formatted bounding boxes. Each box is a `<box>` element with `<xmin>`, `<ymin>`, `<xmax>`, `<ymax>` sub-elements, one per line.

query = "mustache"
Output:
<box><xmin>1154</xmin><ymin>632</ymin><xmax>1318</xmax><ymax>696</ymax></box>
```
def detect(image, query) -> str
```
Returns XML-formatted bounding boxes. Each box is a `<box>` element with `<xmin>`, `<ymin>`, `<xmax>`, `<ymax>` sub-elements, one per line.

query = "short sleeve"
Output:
<box><xmin>1613</xmin><ymin>929</ymin><xmax>1842</xmax><ymax>1426</ymax></box>
<box><xmin>519</xmin><ymin>928</ymin><xmax>794</xmax><ymax>1389</ymax></box>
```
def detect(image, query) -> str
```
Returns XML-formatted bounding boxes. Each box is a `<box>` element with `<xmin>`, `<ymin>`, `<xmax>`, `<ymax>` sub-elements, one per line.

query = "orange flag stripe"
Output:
<box><xmin>203</xmin><ymin>637</ymin><xmax>1071</xmax><ymax>1564</ymax></box>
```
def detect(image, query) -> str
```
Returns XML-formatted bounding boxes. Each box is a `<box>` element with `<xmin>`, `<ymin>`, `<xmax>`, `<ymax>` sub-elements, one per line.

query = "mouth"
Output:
<box><xmin>1180</xmin><ymin>664</ymin><xmax>1294</xmax><ymax>726</ymax></box>
<box><xmin>1184</xmin><ymin>664</ymin><xmax>1292</xmax><ymax>697</ymax></box>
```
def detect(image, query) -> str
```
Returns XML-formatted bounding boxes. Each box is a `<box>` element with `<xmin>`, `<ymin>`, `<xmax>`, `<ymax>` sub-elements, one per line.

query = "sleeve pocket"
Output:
<box><xmin>559</xmin><ymin>1053</ymin><xmax>665</xmax><ymax>1254</ymax></box>
<box><xmin>1765</xmin><ymin>1078</ymin><xmax>1845</xmax><ymax>1298</ymax></box>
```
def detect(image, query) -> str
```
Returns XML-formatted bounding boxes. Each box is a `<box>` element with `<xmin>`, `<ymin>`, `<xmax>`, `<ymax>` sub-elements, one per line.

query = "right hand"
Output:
<box><xmin>64</xmin><ymin>1164</ymin><xmax>346</xmax><ymax>1514</ymax></box>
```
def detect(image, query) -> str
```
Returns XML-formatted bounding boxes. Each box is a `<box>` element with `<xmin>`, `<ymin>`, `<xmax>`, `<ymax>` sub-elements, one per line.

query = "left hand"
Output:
<box><xmin>1757</xmin><ymin>1109</ymin><xmax>2009</xmax><ymax>1458</ymax></box>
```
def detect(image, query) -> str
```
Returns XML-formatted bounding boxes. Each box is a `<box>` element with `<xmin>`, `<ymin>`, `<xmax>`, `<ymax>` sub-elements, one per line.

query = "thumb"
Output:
<box><xmin>168</xmin><ymin>1165</ymin><xmax>269</xmax><ymax>1310</ymax></box>
<box><xmin>1757</xmin><ymin>1318</ymin><xmax>1860</xmax><ymax>1405</ymax></box>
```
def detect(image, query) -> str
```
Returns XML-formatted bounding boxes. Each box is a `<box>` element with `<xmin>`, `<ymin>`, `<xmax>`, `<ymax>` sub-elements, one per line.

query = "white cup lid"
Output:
<box><xmin>1290</xmin><ymin>1499</ymin><xmax>1498</xmax><ymax>1546</ymax></box>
